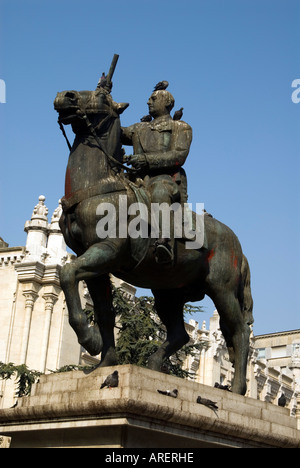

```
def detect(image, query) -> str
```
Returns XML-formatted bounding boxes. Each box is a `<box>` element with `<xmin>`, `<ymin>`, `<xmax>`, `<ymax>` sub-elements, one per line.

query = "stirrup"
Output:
<box><xmin>155</xmin><ymin>243</ymin><xmax>174</xmax><ymax>264</ymax></box>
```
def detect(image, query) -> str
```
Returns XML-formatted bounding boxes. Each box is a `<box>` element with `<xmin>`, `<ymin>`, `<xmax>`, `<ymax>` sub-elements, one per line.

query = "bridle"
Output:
<box><xmin>58</xmin><ymin>103</ymin><xmax>136</xmax><ymax>174</ymax></box>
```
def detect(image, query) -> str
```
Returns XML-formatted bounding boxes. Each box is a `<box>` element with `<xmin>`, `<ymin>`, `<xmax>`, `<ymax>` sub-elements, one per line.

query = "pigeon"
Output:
<box><xmin>140</xmin><ymin>114</ymin><xmax>152</xmax><ymax>122</ymax></box>
<box><xmin>196</xmin><ymin>396</ymin><xmax>218</xmax><ymax>410</ymax></box>
<box><xmin>97</xmin><ymin>72</ymin><xmax>107</xmax><ymax>89</ymax></box>
<box><xmin>100</xmin><ymin>370</ymin><xmax>119</xmax><ymax>389</ymax></box>
<box><xmin>153</xmin><ymin>80</ymin><xmax>169</xmax><ymax>91</ymax></box>
<box><xmin>214</xmin><ymin>382</ymin><xmax>231</xmax><ymax>392</ymax></box>
<box><xmin>157</xmin><ymin>388</ymin><xmax>178</xmax><ymax>398</ymax></box>
<box><xmin>173</xmin><ymin>107</ymin><xmax>183</xmax><ymax>120</ymax></box>
<box><xmin>278</xmin><ymin>392</ymin><xmax>286</xmax><ymax>407</ymax></box>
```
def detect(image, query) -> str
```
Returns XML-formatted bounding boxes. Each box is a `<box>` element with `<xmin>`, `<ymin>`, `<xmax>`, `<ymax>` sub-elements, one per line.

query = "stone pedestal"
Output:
<box><xmin>0</xmin><ymin>365</ymin><xmax>299</xmax><ymax>448</ymax></box>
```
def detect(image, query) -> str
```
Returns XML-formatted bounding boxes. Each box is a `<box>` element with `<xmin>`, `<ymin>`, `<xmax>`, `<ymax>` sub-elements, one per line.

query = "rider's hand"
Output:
<box><xmin>127</xmin><ymin>154</ymin><xmax>148</xmax><ymax>172</ymax></box>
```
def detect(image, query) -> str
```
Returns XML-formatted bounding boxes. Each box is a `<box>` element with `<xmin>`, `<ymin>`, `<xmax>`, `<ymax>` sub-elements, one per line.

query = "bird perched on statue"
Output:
<box><xmin>153</xmin><ymin>80</ymin><xmax>169</xmax><ymax>91</ymax></box>
<box><xmin>140</xmin><ymin>114</ymin><xmax>152</xmax><ymax>122</ymax></box>
<box><xmin>196</xmin><ymin>396</ymin><xmax>218</xmax><ymax>410</ymax></box>
<box><xmin>278</xmin><ymin>392</ymin><xmax>287</xmax><ymax>407</ymax></box>
<box><xmin>100</xmin><ymin>370</ymin><xmax>119</xmax><ymax>389</ymax></box>
<box><xmin>214</xmin><ymin>382</ymin><xmax>231</xmax><ymax>392</ymax></box>
<box><xmin>173</xmin><ymin>107</ymin><xmax>183</xmax><ymax>121</ymax></box>
<box><xmin>157</xmin><ymin>388</ymin><xmax>178</xmax><ymax>398</ymax></box>
<box><xmin>97</xmin><ymin>72</ymin><xmax>107</xmax><ymax>89</ymax></box>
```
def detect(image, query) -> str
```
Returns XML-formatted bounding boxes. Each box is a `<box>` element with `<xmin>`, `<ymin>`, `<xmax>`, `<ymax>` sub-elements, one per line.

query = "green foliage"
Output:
<box><xmin>112</xmin><ymin>286</ymin><xmax>205</xmax><ymax>379</ymax></box>
<box><xmin>0</xmin><ymin>362</ymin><xmax>41</xmax><ymax>398</ymax></box>
<box><xmin>114</xmin><ymin>291</ymin><xmax>160</xmax><ymax>367</ymax></box>
<box><xmin>49</xmin><ymin>364</ymin><xmax>92</xmax><ymax>373</ymax></box>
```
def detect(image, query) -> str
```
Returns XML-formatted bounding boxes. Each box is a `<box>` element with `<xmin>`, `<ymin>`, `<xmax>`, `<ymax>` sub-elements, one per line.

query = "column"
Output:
<box><xmin>40</xmin><ymin>292</ymin><xmax>58</xmax><ymax>372</ymax></box>
<box><xmin>20</xmin><ymin>290</ymin><xmax>38</xmax><ymax>364</ymax></box>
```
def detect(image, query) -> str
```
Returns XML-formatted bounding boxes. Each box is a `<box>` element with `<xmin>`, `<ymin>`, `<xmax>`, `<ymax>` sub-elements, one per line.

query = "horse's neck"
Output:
<box><xmin>65</xmin><ymin>140</ymin><xmax>111</xmax><ymax>201</ymax></box>
<box><xmin>75</xmin><ymin>134</ymin><xmax>110</xmax><ymax>168</ymax></box>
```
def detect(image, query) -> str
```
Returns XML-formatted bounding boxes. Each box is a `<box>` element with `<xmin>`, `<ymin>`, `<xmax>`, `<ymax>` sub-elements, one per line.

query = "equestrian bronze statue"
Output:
<box><xmin>54</xmin><ymin>55</ymin><xmax>253</xmax><ymax>395</ymax></box>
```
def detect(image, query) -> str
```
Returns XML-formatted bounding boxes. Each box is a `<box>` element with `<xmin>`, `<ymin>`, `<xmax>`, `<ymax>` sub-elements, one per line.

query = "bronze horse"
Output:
<box><xmin>54</xmin><ymin>83</ymin><xmax>253</xmax><ymax>395</ymax></box>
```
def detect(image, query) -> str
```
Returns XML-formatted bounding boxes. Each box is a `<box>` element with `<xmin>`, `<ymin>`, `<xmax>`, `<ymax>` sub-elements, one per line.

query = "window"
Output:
<box><xmin>257</xmin><ymin>348</ymin><xmax>266</xmax><ymax>359</ymax></box>
<box><xmin>292</xmin><ymin>343</ymin><xmax>300</xmax><ymax>357</ymax></box>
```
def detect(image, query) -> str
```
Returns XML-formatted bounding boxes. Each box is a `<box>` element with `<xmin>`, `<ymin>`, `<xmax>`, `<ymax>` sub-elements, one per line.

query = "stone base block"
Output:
<box><xmin>0</xmin><ymin>365</ymin><xmax>299</xmax><ymax>448</ymax></box>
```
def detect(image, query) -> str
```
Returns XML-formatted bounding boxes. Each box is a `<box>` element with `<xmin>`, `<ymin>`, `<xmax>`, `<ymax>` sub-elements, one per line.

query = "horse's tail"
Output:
<box><xmin>239</xmin><ymin>254</ymin><xmax>254</xmax><ymax>325</ymax></box>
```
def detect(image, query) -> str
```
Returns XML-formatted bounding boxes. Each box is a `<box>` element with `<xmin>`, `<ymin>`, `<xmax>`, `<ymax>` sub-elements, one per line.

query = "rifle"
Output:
<box><xmin>106</xmin><ymin>54</ymin><xmax>119</xmax><ymax>87</ymax></box>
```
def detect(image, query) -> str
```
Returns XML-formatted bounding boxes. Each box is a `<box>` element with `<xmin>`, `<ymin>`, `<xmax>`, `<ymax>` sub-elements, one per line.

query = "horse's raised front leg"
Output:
<box><xmin>60</xmin><ymin>241</ymin><xmax>120</xmax><ymax>357</ymax></box>
<box><xmin>147</xmin><ymin>289</ymin><xmax>189</xmax><ymax>372</ymax></box>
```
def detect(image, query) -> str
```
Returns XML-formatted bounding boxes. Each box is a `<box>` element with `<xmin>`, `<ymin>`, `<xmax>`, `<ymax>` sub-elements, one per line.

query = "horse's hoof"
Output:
<box><xmin>147</xmin><ymin>356</ymin><xmax>162</xmax><ymax>372</ymax></box>
<box><xmin>79</xmin><ymin>331</ymin><xmax>103</xmax><ymax>357</ymax></box>
<box><xmin>231</xmin><ymin>381</ymin><xmax>247</xmax><ymax>395</ymax></box>
<box><xmin>97</xmin><ymin>349</ymin><xmax>118</xmax><ymax>368</ymax></box>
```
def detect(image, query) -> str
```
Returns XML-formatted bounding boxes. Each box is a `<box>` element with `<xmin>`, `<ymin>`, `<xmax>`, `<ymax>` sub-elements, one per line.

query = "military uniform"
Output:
<box><xmin>121</xmin><ymin>114</ymin><xmax>192</xmax><ymax>263</ymax></box>
<box><xmin>121</xmin><ymin>114</ymin><xmax>192</xmax><ymax>203</ymax></box>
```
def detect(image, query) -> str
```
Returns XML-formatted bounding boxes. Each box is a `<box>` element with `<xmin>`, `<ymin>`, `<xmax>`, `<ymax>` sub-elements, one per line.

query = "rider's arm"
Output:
<box><xmin>120</xmin><ymin>125</ymin><xmax>134</xmax><ymax>146</ymax></box>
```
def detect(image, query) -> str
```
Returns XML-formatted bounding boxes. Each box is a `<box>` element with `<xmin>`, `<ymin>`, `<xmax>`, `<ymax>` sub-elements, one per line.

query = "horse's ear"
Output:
<box><xmin>115</xmin><ymin>102</ymin><xmax>129</xmax><ymax>114</ymax></box>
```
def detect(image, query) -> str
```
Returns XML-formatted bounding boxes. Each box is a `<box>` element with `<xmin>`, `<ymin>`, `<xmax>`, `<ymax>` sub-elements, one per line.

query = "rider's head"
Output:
<box><xmin>147</xmin><ymin>90</ymin><xmax>175</xmax><ymax>118</ymax></box>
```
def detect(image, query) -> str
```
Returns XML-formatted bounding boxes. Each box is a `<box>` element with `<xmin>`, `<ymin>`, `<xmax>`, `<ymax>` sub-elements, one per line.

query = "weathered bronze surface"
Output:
<box><xmin>54</xmin><ymin>55</ymin><xmax>253</xmax><ymax>394</ymax></box>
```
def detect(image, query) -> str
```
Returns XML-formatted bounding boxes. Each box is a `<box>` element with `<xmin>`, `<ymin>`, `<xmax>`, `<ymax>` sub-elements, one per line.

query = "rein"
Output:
<box><xmin>58</xmin><ymin>119</ymin><xmax>72</xmax><ymax>151</ymax></box>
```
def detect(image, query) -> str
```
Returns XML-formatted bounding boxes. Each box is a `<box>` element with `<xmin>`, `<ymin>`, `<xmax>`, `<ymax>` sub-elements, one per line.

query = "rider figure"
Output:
<box><xmin>121</xmin><ymin>89</ymin><xmax>192</xmax><ymax>263</ymax></box>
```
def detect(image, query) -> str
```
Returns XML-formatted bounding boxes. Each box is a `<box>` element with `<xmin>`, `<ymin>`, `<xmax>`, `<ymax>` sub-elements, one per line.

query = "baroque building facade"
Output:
<box><xmin>0</xmin><ymin>196</ymin><xmax>299</xmax><ymax>419</ymax></box>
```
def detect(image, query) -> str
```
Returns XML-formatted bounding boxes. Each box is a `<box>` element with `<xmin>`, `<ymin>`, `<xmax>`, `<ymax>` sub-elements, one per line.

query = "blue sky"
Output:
<box><xmin>0</xmin><ymin>0</ymin><xmax>299</xmax><ymax>335</ymax></box>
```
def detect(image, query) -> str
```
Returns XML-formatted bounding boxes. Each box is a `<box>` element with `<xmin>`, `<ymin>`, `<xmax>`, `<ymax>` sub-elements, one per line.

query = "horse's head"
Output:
<box><xmin>54</xmin><ymin>89</ymin><xmax>129</xmax><ymax>131</ymax></box>
<box><xmin>54</xmin><ymin>88</ymin><xmax>130</xmax><ymax>178</ymax></box>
